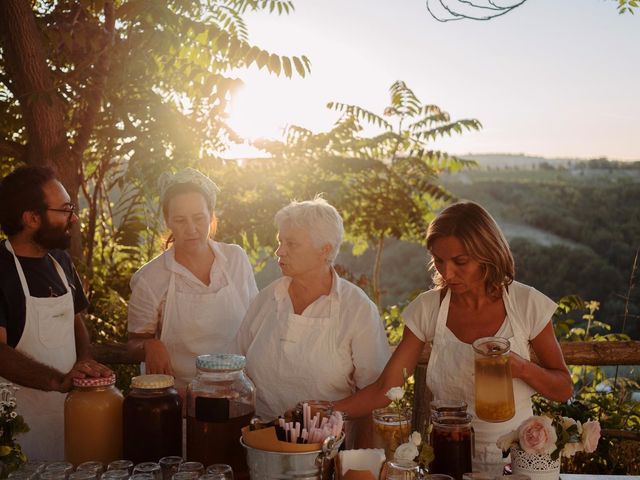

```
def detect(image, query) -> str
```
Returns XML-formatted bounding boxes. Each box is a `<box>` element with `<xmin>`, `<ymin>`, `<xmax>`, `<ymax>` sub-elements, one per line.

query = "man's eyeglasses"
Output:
<box><xmin>46</xmin><ymin>204</ymin><xmax>76</xmax><ymax>218</ymax></box>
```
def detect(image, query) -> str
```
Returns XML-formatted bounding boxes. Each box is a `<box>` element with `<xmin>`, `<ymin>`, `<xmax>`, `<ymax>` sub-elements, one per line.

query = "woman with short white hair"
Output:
<box><xmin>236</xmin><ymin>197</ymin><xmax>390</xmax><ymax>420</ymax></box>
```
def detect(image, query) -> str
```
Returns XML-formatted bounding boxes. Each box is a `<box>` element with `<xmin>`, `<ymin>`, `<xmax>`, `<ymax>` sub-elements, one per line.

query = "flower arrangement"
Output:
<box><xmin>0</xmin><ymin>383</ymin><xmax>29</xmax><ymax>478</ymax></box>
<box><xmin>496</xmin><ymin>414</ymin><xmax>601</xmax><ymax>461</ymax></box>
<box><xmin>385</xmin><ymin>387</ymin><xmax>434</xmax><ymax>468</ymax></box>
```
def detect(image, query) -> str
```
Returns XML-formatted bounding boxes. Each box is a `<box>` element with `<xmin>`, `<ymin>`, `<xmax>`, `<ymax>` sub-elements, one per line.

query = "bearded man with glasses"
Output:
<box><xmin>0</xmin><ymin>165</ymin><xmax>111</xmax><ymax>460</ymax></box>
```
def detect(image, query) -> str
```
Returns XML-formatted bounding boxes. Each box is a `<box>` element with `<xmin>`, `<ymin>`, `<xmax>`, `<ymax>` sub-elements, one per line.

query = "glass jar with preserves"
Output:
<box><xmin>371</xmin><ymin>407</ymin><xmax>411</xmax><ymax>461</ymax></box>
<box><xmin>186</xmin><ymin>354</ymin><xmax>255</xmax><ymax>479</ymax></box>
<box><xmin>123</xmin><ymin>374</ymin><xmax>182</xmax><ymax>462</ymax></box>
<box><xmin>64</xmin><ymin>373</ymin><xmax>123</xmax><ymax>466</ymax></box>
<box><xmin>430</xmin><ymin>413</ymin><xmax>474</xmax><ymax>480</ymax></box>
<box><xmin>472</xmin><ymin>337</ymin><xmax>515</xmax><ymax>423</ymax></box>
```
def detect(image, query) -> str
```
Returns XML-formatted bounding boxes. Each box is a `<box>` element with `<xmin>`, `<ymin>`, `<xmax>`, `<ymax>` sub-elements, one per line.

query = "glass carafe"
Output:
<box><xmin>472</xmin><ymin>336</ymin><xmax>515</xmax><ymax>423</ymax></box>
<box><xmin>430</xmin><ymin>413</ymin><xmax>473</xmax><ymax>480</ymax></box>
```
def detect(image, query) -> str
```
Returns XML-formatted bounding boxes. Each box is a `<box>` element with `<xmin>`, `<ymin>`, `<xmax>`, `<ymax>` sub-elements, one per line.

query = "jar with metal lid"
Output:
<box><xmin>430</xmin><ymin>413</ymin><xmax>474</xmax><ymax>480</ymax></box>
<box><xmin>123</xmin><ymin>374</ymin><xmax>182</xmax><ymax>462</ymax></box>
<box><xmin>186</xmin><ymin>354</ymin><xmax>255</xmax><ymax>478</ymax></box>
<box><xmin>64</xmin><ymin>373</ymin><xmax>123</xmax><ymax>465</ymax></box>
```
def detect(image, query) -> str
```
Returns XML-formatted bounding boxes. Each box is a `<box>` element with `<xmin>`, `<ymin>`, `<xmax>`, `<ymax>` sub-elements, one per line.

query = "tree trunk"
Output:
<box><xmin>0</xmin><ymin>1</ymin><xmax>71</xmax><ymax>172</ymax></box>
<box><xmin>372</xmin><ymin>235</ymin><xmax>385</xmax><ymax>308</ymax></box>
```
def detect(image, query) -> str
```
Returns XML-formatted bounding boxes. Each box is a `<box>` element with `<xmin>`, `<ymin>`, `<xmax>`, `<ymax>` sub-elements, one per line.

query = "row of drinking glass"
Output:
<box><xmin>8</xmin><ymin>458</ymin><xmax>234</xmax><ymax>480</ymax></box>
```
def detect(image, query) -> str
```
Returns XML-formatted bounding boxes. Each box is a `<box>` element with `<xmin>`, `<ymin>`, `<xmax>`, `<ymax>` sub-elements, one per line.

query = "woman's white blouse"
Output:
<box><xmin>128</xmin><ymin>240</ymin><xmax>258</xmax><ymax>335</ymax></box>
<box><xmin>235</xmin><ymin>270</ymin><xmax>391</xmax><ymax>419</ymax></box>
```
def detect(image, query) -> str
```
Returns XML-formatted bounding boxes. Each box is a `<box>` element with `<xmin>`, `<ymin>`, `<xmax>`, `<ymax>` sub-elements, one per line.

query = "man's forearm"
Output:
<box><xmin>0</xmin><ymin>343</ymin><xmax>65</xmax><ymax>391</ymax></box>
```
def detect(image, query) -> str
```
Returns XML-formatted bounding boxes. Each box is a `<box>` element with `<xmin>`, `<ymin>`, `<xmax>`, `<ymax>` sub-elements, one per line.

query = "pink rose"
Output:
<box><xmin>581</xmin><ymin>420</ymin><xmax>601</xmax><ymax>453</ymax></box>
<box><xmin>518</xmin><ymin>416</ymin><xmax>557</xmax><ymax>454</ymax></box>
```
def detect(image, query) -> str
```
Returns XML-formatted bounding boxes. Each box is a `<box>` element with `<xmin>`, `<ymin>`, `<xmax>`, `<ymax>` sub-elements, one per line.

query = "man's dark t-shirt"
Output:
<box><xmin>0</xmin><ymin>240</ymin><xmax>89</xmax><ymax>348</ymax></box>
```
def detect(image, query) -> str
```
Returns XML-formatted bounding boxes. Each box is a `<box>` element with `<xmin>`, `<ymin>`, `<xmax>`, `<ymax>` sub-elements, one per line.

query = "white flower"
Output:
<box><xmin>581</xmin><ymin>420</ymin><xmax>601</xmax><ymax>453</ymax></box>
<box><xmin>410</xmin><ymin>431</ymin><xmax>422</xmax><ymax>446</ymax></box>
<box><xmin>561</xmin><ymin>441</ymin><xmax>584</xmax><ymax>458</ymax></box>
<box><xmin>496</xmin><ymin>430</ymin><xmax>519</xmax><ymax>451</ymax></box>
<box><xmin>394</xmin><ymin>441</ymin><xmax>419</xmax><ymax>462</ymax></box>
<box><xmin>10</xmin><ymin>411</ymin><xmax>17</xmax><ymax>419</ymax></box>
<box><xmin>560</xmin><ymin>416</ymin><xmax>577</xmax><ymax>430</ymax></box>
<box><xmin>385</xmin><ymin>387</ymin><xmax>405</xmax><ymax>402</ymax></box>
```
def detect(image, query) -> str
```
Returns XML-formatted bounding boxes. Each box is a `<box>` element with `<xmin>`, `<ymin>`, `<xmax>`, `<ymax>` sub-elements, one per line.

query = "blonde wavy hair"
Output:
<box><xmin>426</xmin><ymin>201</ymin><xmax>514</xmax><ymax>296</ymax></box>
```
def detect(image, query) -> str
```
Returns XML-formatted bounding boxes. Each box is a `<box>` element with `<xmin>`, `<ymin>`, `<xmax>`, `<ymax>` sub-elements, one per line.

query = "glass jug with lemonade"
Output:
<box><xmin>472</xmin><ymin>336</ymin><xmax>515</xmax><ymax>422</ymax></box>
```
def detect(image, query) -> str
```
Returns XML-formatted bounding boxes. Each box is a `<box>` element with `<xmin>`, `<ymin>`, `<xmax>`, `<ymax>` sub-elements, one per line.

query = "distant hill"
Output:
<box><xmin>457</xmin><ymin>153</ymin><xmax>640</xmax><ymax>169</ymax></box>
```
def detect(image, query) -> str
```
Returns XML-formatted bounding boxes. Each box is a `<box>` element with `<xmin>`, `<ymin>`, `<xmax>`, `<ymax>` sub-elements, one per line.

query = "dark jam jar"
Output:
<box><xmin>123</xmin><ymin>374</ymin><xmax>182</xmax><ymax>463</ymax></box>
<box><xmin>186</xmin><ymin>354</ymin><xmax>255</xmax><ymax>480</ymax></box>
<box><xmin>429</xmin><ymin>413</ymin><xmax>473</xmax><ymax>480</ymax></box>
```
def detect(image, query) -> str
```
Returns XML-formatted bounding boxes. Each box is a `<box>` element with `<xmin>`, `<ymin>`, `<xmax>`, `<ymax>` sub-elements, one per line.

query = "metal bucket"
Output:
<box><xmin>241</xmin><ymin>434</ymin><xmax>343</xmax><ymax>480</ymax></box>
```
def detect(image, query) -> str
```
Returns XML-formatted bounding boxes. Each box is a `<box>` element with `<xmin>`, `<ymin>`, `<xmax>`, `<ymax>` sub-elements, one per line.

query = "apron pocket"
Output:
<box><xmin>37</xmin><ymin>303</ymin><xmax>74</xmax><ymax>348</ymax></box>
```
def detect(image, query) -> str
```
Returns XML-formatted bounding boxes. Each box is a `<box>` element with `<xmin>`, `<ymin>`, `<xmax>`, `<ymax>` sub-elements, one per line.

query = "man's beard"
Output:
<box><xmin>34</xmin><ymin>216</ymin><xmax>72</xmax><ymax>250</ymax></box>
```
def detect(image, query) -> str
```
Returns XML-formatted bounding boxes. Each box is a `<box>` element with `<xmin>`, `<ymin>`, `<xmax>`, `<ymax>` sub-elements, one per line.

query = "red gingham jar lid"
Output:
<box><xmin>73</xmin><ymin>374</ymin><xmax>116</xmax><ymax>388</ymax></box>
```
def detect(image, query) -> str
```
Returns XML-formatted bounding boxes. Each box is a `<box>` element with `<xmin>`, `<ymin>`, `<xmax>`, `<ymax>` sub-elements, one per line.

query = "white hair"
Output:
<box><xmin>274</xmin><ymin>196</ymin><xmax>344</xmax><ymax>263</ymax></box>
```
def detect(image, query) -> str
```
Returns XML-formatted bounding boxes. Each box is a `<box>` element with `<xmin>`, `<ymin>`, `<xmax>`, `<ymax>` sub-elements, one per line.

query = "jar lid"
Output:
<box><xmin>73</xmin><ymin>373</ymin><xmax>116</xmax><ymax>387</ymax></box>
<box><xmin>131</xmin><ymin>374</ymin><xmax>175</xmax><ymax>389</ymax></box>
<box><xmin>196</xmin><ymin>353</ymin><xmax>245</xmax><ymax>370</ymax></box>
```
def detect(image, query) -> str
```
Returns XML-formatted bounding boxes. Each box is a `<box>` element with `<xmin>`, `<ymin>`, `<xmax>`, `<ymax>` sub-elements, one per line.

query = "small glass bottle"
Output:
<box><xmin>64</xmin><ymin>373</ymin><xmax>123</xmax><ymax>466</ymax></box>
<box><xmin>186</xmin><ymin>354</ymin><xmax>255</xmax><ymax>479</ymax></box>
<box><xmin>472</xmin><ymin>337</ymin><xmax>515</xmax><ymax>423</ymax></box>
<box><xmin>123</xmin><ymin>374</ymin><xmax>182</xmax><ymax>463</ymax></box>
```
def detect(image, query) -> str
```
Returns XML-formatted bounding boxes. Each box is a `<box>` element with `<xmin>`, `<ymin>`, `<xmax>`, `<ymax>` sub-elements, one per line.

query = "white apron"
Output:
<box><xmin>1</xmin><ymin>240</ymin><xmax>77</xmax><ymax>461</ymax></box>
<box><xmin>245</xmin><ymin>278</ymin><xmax>352</xmax><ymax>420</ymax></box>
<box><xmin>426</xmin><ymin>288</ymin><xmax>535</xmax><ymax>475</ymax></box>
<box><xmin>159</xmin><ymin>250</ymin><xmax>247</xmax><ymax>390</ymax></box>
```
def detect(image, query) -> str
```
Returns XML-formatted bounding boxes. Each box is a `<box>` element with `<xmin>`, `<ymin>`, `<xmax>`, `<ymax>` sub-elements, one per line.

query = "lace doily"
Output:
<box><xmin>511</xmin><ymin>448</ymin><xmax>560</xmax><ymax>480</ymax></box>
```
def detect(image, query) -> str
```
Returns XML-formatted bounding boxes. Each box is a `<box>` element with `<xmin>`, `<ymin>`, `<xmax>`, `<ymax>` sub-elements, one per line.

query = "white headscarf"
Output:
<box><xmin>158</xmin><ymin>168</ymin><xmax>220</xmax><ymax>208</ymax></box>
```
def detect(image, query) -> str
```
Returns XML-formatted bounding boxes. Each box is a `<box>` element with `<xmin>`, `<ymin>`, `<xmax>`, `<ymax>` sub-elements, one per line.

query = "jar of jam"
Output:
<box><xmin>64</xmin><ymin>373</ymin><xmax>123</xmax><ymax>465</ymax></box>
<box><xmin>123</xmin><ymin>374</ymin><xmax>182</xmax><ymax>462</ymax></box>
<box><xmin>186</xmin><ymin>354</ymin><xmax>255</xmax><ymax>478</ymax></box>
<box><xmin>430</xmin><ymin>413</ymin><xmax>474</xmax><ymax>480</ymax></box>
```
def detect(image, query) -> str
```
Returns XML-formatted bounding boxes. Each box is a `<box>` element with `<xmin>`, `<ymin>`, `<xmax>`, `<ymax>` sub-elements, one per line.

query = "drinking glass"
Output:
<box><xmin>76</xmin><ymin>462</ymin><xmax>104</xmax><ymax>479</ymax></box>
<box><xmin>101</xmin><ymin>471</ymin><xmax>129</xmax><ymax>480</ymax></box>
<box><xmin>382</xmin><ymin>461</ymin><xmax>420</xmax><ymax>480</ymax></box>
<box><xmin>7</xmin><ymin>472</ymin><xmax>33</xmax><ymax>480</ymax></box>
<box><xmin>68</xmin><ymin>471</ymin><xmax>97</xmax><ymax>480</ymax></box>
<box><xmin>39</xmin><ymin>471</ymin><xmax>68</xmax><ymax>480</ymax></box>
<box><xmin>205</xmin><ymin>464</ymin><xmax>233</xmax><ymax>480</ymax></box>
<box><xmin>177</xmin><ymin>463</ymin><xmax>204</xmax><ymax>477</ymax></box>
<box><xmin>171</xmin><ymin>473</ymin><xmax>198</xmax><ymax>480</ymax></box>
<box><xmin>133</xmin><ymin>463</ymin><xmax>161</xmax><ymax>480</ymax></box>
<box><xmin>107</xmin><ymin>461</ymin><xmax>134</xmax><ymax>474</ymax></box>
<box><xmin>159</xmin><ymin>457</ymin><xmax>183</xmax><ymax>480</ymax></box>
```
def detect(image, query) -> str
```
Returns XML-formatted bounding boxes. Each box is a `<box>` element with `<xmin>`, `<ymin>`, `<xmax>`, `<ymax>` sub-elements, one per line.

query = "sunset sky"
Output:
<box><xmin>224</xmin><ymin>0</ymin><xmax>639</xmax><ymax>161</ymax></box>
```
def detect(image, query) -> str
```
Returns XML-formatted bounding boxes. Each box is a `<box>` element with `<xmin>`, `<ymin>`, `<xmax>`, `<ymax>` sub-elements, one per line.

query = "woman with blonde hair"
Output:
<box><xmin>334</xmin><ymin>201</ymin><xmax>572</xmax><ymax>474</ymax></box>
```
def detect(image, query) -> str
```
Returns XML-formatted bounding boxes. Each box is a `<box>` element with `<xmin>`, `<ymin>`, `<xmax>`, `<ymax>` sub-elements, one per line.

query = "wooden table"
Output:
<box><xmin>561</xmin><ymin>476</ymin><xmax>640</xmax><ymax>479</ymax></box>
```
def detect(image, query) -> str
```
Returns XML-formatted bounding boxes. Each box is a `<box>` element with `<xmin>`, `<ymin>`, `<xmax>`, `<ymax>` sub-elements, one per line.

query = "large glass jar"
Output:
<box><xmin>472</xmin><ymin>337</ymin><xmax>515</xmax><ymax>422</ymax></box>
<box><xmin>430</xmin><ymin>413</ymin><xmax>473</xmax><ymax>480</ymax></box>
<box><xmin>372</xmin><ymin>407</ymin><xmax>411</xmax><ymax>461</ymax></box>
<box><xmin>64</xmin><ymin>373</ymin><xmax>123</xmax><ymax>465</ymax></box>
<box><xmin>123</xmin><ymin>374</ymin><xmax>182</xmax><ymax>462</ymax></box>
<box><xmin>186</xmin><ymin>354</ymin><xmax>255</xmax><ymax>478</ymax></box>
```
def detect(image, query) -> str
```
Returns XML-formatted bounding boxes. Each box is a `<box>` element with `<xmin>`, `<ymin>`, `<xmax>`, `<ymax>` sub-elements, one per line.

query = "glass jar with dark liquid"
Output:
<box><xmin>430</xmin><ymin>413</ymin><xmax>473</xmax><ymax>480</ymax></box>
<box><xmin>187</xmin><ymin>354</ymin><xmax>255</xmax><ymax>479</ymax></box>
<box><xmin>123</xmin><ymin>374</ymin><xmax>182</xmax><ymax>462</ymax></box>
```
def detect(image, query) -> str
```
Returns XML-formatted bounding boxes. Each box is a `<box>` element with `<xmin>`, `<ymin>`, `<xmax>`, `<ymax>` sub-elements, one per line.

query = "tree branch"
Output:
<box><xmin>70</xmin><ymin>0</ymin><xmax>116</xmax><ymax>170</ymax></box>
<box><xmin>0</xmin><ymin>138</ymin><xmax>26</xmax><ymax>159</ymax></box>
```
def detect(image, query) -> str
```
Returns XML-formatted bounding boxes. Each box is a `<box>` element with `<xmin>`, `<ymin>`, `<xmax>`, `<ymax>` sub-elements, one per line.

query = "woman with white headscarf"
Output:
<box><xmin>235</xmin><ymin>197</ymin><xmax>390</xmax><ymax>421</ymax></box>
<box><xmin>127</xmin><ymin>168</ymin><xmax>258</xmax><ymax>390</ymax></box>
